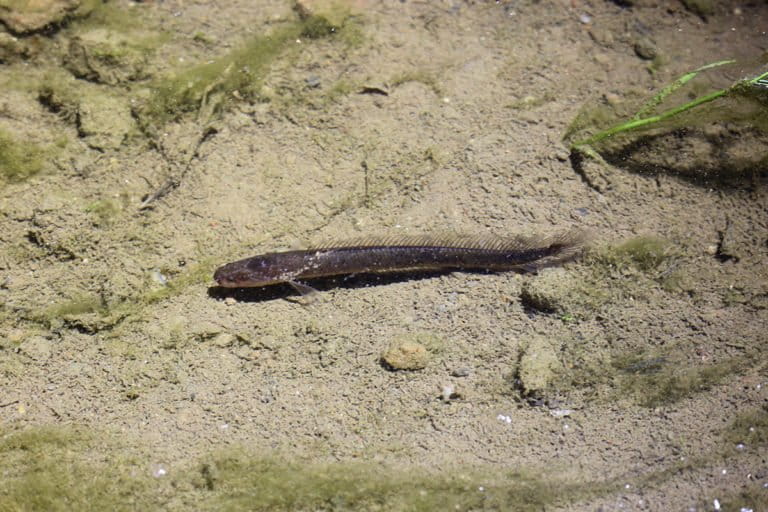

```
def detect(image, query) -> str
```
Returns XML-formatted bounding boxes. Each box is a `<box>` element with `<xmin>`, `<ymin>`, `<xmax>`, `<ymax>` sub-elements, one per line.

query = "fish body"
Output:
<box><xmin>213</xmin><ymin>230</ymin><xmax>588</xmax><ymax>288</ymax></box>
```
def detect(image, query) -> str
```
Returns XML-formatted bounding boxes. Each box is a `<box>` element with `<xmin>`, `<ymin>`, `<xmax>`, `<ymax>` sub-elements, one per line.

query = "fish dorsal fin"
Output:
<box><xmin>308</xmin><ymin>229</ymin><xmax>589</xmax><ymax>254</ymax></box>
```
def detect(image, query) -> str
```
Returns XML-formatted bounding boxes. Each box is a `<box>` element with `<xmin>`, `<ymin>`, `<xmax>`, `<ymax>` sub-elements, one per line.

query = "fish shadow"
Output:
<box><xmin>207</xmin><ymin>268</ymin><xmax>507</xmax><ymax>303</ymax></box>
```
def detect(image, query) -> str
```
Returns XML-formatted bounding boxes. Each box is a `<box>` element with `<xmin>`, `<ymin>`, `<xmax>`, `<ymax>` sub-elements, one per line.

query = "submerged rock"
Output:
<box><xmin>0</xmin><ymin>0</ymin><xmax>84</xmax><ymax>34</ymax></box>
<box><xmin>381</xmin><ymin>339</ymin><xmax>429</xmax><ymax>371</ymax></box>
<box><xmin>517</xmin><ymin>336</ymin><xmax>563</xmax><ymax>396</ymax></box>
<box><xmin>65</xmin><ymin>29</ymin><xmax>151</xmax><ymax>85</ymax></box>
<box><xmin>381</xmin><ymin>332</ymin><xmax>442</xmax><ymax>371</ymax></box>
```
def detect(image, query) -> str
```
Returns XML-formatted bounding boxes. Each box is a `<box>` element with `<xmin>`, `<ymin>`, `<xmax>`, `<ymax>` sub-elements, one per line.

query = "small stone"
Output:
<box><xmin>554</xmin><ymin>147</ymin><xmax>570</xmax><ymax>162</ymax></box>
<box><xmin>520</xmin><ymin>268</ymin><xmax>572</xmax><ymax>315</ymax></box>
<box><xmin>441</xmin><ymin>383</ymin><xmax>459</xmax><ymax>402</ymax></box>
<box><xmin>234</xmin><ymin>345</ymin><xmax>257</xmax><ymax>360</ymax></box>
<box><xmin>716</xmin><ymin>219</ymin><xmax>740</xmax><ymax>262</ymax></box>
<box><xmin>593</xmin><ymin>53</ymin><xmax>612</xmax><ymax>66</ymax></box>
<box><xmin>0</xmin><ymin>32</ymin><xmax>33</xmax><ymax>61</ymax></box>
<box><xmin>588</xmin><ymin>27</ymin><xmax>614</xmax><ymax>47</ymax></box>
<box><xmin>681</xmin><ymin>0</ymin><xmax>715</xmax><ymax>19</ymax></box>
<box><xmin>633</xmin><ymin>36</ymin><xmax>657</xmax><ymax>60</ymax></box>
<box><xmin>190</xmin><ymin>321</ymin><xmax>223</xmax><ymax>340</ymax></box>
<box><xmin>0</xmin><ymin>0</ymin><xmax>86</xmax><ymax>34</ymax></box>
<box><xmin>451</xmin><ymin>367</ymin><xmax>471</xmax><ymax>377</ymax></box>
<box><xmin>65</xmin><ymin>28</ymin><xmax>151</xmax><ymax>85</ymax></box>
<box><xmin>381</xmin><ymin>339</ymin><xmax>429</xmax><ymax>371</ymax></box>
<box><xmin>604</xmin><ymin>92</ymin><xmax>623</xmax><ymax>108</ymax></box>
<box><xmin>294</xmin><ymin>0</ymin><xmax>360</xmax><ymax>29</ymax></box>
<box><xmin>212</xmin><ymin>333</ymin><xmax>236</xmax><ymax>348</ymax></box>
<box><xmin>517</xmin><ymin>336</ymin><xmax>563</xmax><ymax>396</ymax></box>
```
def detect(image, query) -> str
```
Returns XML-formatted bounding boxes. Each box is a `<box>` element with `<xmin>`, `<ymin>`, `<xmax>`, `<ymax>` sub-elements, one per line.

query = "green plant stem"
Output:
<box><xmin>571</xmin><ymin>63</ymin><xmax>768</xmax><ymax>154</ymax></box>
<box><xmin>575</xmin><ymin>89</ymin><xmax>726</xmax><ymax>148</ymax></box>
<box><xmin>634</xmin><ymin>59</ymin><xmax>735</xmax><ymax>119</ymax></box>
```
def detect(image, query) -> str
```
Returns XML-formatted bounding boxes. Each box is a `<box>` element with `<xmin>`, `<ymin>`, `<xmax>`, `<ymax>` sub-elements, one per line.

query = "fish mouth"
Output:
<box><xmin>212</xmin><ymin>267</ymin><xmax>236</xmax><ymax>287</ymax></box>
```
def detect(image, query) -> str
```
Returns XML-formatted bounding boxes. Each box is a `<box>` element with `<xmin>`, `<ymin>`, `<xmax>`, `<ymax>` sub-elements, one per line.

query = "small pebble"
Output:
<box><xmin>224</xmin><ymin>297</ymin><xmax>237</xmax><ymax>306</ymax></box>
<box><xmin>150</xmin><ymin>269</ymin><xmax>168</xmax><ymax>286</ymax></box>
<box><xmin>381</xmin><ymin>340</ymin><xmax>429</xmax><ymax>370</ymax></box>
<box><xmin>634</xmin><ymin>36</ymin><xmax>657</xmax><ymax>60</ymax></box>
<box><xmin>451</xmin><ymin>367</ymin><xmax>471</xmax><ymax>377</ymax></box>
<box><xmin>212</xmin><ymin>333</ymin><xmax>236</xmax><ymax>348</ymax></box>
<box><xmin>573</xmin><ymin>207</ymin><xmax>589</xmax><ymax>216</ymax></box>
<box><xmin>441</xmin><ymin>384</ymin><xmax>456</xmax><ymax>402</ymax></box>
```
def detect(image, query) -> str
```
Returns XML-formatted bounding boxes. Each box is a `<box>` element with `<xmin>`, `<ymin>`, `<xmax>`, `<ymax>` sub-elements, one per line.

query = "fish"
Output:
<box><xmin>213</xmin><ymin>229</ymin><xmax>589</xmax><ymax>291</ymax></box>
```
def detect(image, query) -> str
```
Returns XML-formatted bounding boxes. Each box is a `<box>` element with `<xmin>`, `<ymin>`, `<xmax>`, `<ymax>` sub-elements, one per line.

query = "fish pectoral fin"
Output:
<box><xmin>288</xmin><ymin>280</ymin><xmax>318</xmax><ymax>295</ymax></box>
<box><xmin>285</xmin><ymin>280</ymin><xmax>321</xmax><ymax>306</ymax></box>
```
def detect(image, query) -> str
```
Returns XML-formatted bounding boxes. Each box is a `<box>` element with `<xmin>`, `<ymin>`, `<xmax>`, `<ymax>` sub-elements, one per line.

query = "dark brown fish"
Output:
<box><xmin>213</xmin><ymin>230</ymin><xmax>588</xmax><ymax>289</ymax></box>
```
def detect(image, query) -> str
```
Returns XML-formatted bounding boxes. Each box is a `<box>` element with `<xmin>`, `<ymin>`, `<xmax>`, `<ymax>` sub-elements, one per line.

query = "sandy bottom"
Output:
<box><xmin>1</xmin><ymin>1</ymin><xmax>767</xmax><ymax>510</ymax></box>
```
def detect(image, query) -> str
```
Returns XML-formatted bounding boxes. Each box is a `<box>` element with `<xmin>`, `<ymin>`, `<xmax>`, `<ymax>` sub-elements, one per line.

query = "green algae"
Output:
<box><xmin>520</xmin><ymin>236</ymin><xmax>679</xmax><ymax>321</ymax></box>
<box><xmin>595</xmin><ymin>236</ymin><xmax>677</xmax><ymax>273</ymax></box>
<box><xmin>72</xmin><ymin>0</ymin><xmax>147</xmax><ymax>32</ymax></box>
<box><xmin>9</xmin><ymin>421</ymin><xmax>763</xmax><ymax>511</ymax></box>
<box><xmin>193</xmin><ymin>450</ymin><xmax>613</xmax><ymax>511</ymax></box>
<box><xmin>616</xmin><ymin>354</ymin><xmax>747</xmax><ymax>408</ymax></box>
<box><xmin>562</xmin><ymin>340</ymin><xmax>766</xmax><ymax>409</ymax></box>
<box><xmin>85</xmin><ymin>195</ymin><xmax>128</xmax><ymax>226</ymax></box>
<box><xmin>0</xmin><ymin>129</ymin><xmax>45</xmax><ymax>184</ymax></box>
<box><xmin>137</xmin><ymin>22</ymin><xmax>303</xmax><ymax>131</ymax></box>
<box><xmin>0</xmin><ymin>424</ymin><xmax>623</xmax><ymax>512</ymax></box>
<box><xmin>0</xmin><ymin>426</ymin><xmax>159</xmax><ymax>512</ymax></box>
<box><xmin>709</xmin><ymin>485</ymin><xmax>768</xmax><ymax>512</ymax></box>
<box><xmin>522</xmin><ymin>234</ymin><xmax>759</xmax><ymax>408</ymax></box>
<box><xmin>722</xmin><ymin>404</ymin><xmax>768</xmax><ymax>449</ymax></box>
<box><xmin>32</xmin><ymin>294</ymin><xmax>121</xmax><ymax>333</ymax></box>
<box><xmin>704</xmin><ymin>406</ymin><xmax>768</xmax><ymax>511</ymax></box>
<box><xmin>135</xmin><ymin>6</ymin><xmax>361</xmax><ymax>131</ymax></box>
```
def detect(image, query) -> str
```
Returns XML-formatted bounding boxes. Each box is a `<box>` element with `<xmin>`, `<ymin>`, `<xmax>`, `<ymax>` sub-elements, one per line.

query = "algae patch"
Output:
<box><xmin>722</xmin><ymin>404</ymin><xmax>768</xmax><ymax>450</ymax></box>
<box><xmin>137</xmin><ymin>21</ymin><xmax>304</xmax><ymax>130</ymax></box>
<box><xmin>192</xmin><ymin>448</ymin><xmax>616</xmax><ymax>511</ymax></box>
<box><xmin>616</xmin><ymin>352</ymin><xmax>753</xmax><ymax>408</ymax></box>
<box><xmin>597</xmin><ymin>236</ymin><xmax>676</xmax><ymax>273</ymax></box>
<box><xmin>520</xmin><ymin>236</ymin><xmax>682</xmax><ymax>320</ymax></box>
<box><xmin>0</xmin><ymin>129</ymin><xmax>45</xmax><ymax>184</ymax></box>
<box><xmin>0</xmin><ymin>425</ymin><xmax>624</xmax><ymax>511</ymax></box>
<box><xmin>0</xmin><ymin>426</ymin><xmax>160</xmax><ymax>511</ymax></box>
